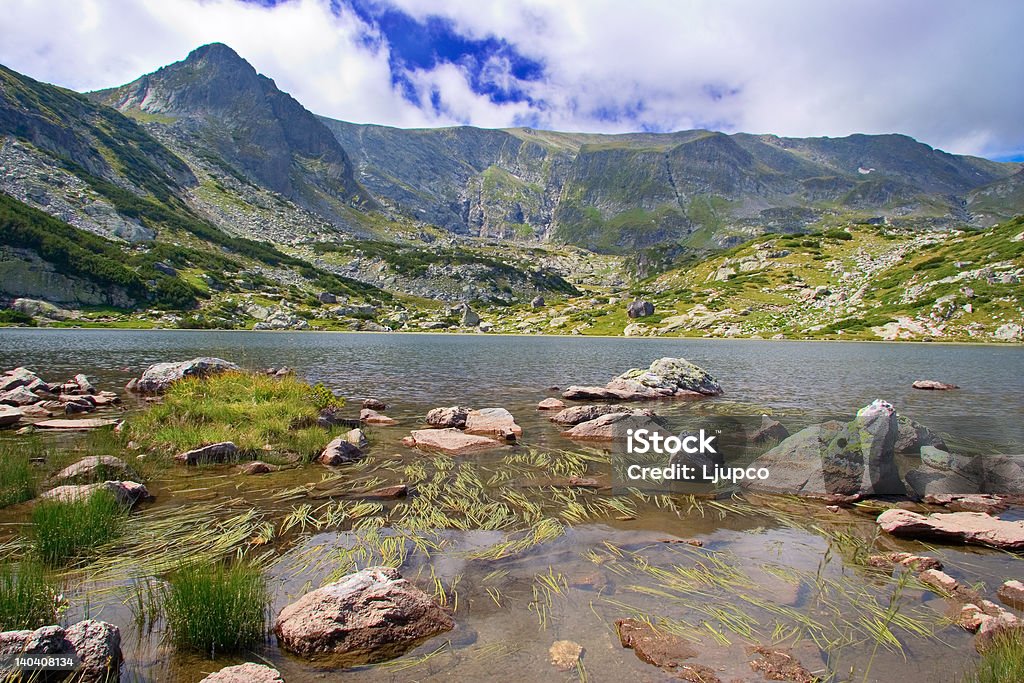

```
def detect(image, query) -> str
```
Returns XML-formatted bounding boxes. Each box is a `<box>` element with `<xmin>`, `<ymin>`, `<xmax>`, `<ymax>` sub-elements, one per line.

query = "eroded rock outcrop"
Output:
<box><xmin>562</xmin><ymin>358</ymin><xmax>722</xmax><ymax>401</ymax></box>
<box><xmin>131</xmin><ymin>357</ymin><xmax>239</xmax><ymax>394</ymax></box>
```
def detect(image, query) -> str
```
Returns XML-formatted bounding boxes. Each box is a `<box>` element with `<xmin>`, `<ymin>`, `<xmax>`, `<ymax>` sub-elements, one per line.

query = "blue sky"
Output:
<box><xmin>1</xmin><ymin>0</ymin><xmax>1023</xmax><ymax>161</ymax></box>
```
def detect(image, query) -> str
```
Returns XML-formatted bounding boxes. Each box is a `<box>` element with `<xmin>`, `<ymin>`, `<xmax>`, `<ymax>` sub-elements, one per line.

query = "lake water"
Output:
<box><xmin>1</xmin><ymin>329</ymin><xmax>1022</xmax><ymax>682</ymax></box>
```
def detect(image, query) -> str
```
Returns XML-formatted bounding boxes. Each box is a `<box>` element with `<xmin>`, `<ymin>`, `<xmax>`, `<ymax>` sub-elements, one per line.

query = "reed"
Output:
<box><xmin>964</xmin><ymin>631</ymin><xmax>1024</xmax><ymax>683</ymax></box>
<box><xmin>32</xmin><ymin>489</ymin><xmax>126</xmax><ymax>566</ymax></box>
<box><xmin>0</xmin><ymin>560</ymin><xmax>62</xmax><ymax>630</ymax></box>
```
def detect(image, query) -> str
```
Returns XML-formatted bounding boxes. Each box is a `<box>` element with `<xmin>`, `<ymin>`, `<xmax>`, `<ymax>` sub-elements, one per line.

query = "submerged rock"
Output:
<box><xmin>174</xmin><ymin>441</ymin><xmax>239</xmax><ymax>465</ymax></box>
<box><xmin>751</xmin><ymin>415</ymin><xmax>789</xmax><ymax>444</ymax></box>
<box><xmin>616</xmin><ymin>618</ymin><xmax>697</xmax><ymax>672</ymax></box>
<box><xmin>560</xmin><ymin>412</ymin><xmax>667</xmax><ymax>442</ymax></box>
<box><xmin>536</xmin><ymin>398</ymin><xmax>565</xmax><ymax>411</ymax></box>
<box><xmin>549</xmin><ymin>404</ymin><xmax>652</xmax><ymax>426</ymax></box>
<box><xmin>912</xmin><ymin>380</ymin><xmax>959</xmax><ymax>391</ymax></box>
<box><xmin>200</xmin><ymin>663</ymin><xmax>284</xmax><ymax>683</ymax></box>
<box><xmin>239</xmin><ymin>461</ymin><xmax>274</xmax><ymax>475</ymax></box>
<box><xmin>877</xmin><ymin>509</ymin><xmax>1024</xmax><ymax>550</ymax></box>
<box><xmin>0</xmin><ymin>619</ymin><xmax>122</xmax><ymax>682</ymax></box>
<box><xmin>402</xmin><ymin>428</ymin><xmax>505</xmax><ymax>455</ymax></box>
<box><xmin>563</xmin><ymin>358</ymin><xmax>722</xmax><ymax>401</ymax></box>
<box><xmin>748</xmin><ymin>645</ymin><xmax>816</xmax><ymax>683</ymax></box>
<box><xmin>132</xmin><ymin>357</ymin><xmax>239</xmax><ymax>394</ymax></box>
<box><xmin>549</xmin><ymin>640</ymin><xmax>583</xmax><ymax>671</ymax></box>
<box><xmin>274</xmin><ymin>566</ymin><xmax>453</xmax><ymax>664</ymax></box>
<box><xmin>360</xmin><ymin>408</ymin><xmax>397</xmax><ymax>425</ymax></box>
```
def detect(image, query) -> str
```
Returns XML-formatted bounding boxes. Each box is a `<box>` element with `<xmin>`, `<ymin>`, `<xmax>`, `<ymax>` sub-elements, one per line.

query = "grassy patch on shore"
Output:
<box><xmin>965</xmin><ymin>632</ymin><xmax>1024</xmax><ymax>683</ymax></box>
<box><xmin>163</xmin><ymin>562</ymin><xmax>268</xmax><ymax>656</ymax></box>
<box><xmin>123</xmin><ymin>372</ymin><xmax>345</xmax><ymax>461</ymax></box>
<box><xmin>0</xmin><ymin>560</ymin><xmax>62</xmax><ymax>630</ymax></box>
<box><xmin>33</xmin><ymin>490</ymin><xmax>127</xmax><ymax>566</ymax></box>
<box><xmin>0</xmin><ymin>441</ymin><xmax>38</xmax><ymax>508</ymax></box>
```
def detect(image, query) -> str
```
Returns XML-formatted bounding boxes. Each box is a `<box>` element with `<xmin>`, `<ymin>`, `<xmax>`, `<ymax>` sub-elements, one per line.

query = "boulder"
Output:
<box><xmin>0</xmin><ymin>386</ymin><xmax>40</xmax><ymax>406</ymax></box>
<box><xmin>362</xmin><ymin>398</ymin><xmax>388</xmax><ymax>411</ymax></box>
<box><xmin>530</xmin><ymin>296</ymin><xmax>545</xmax><ymax>309</ymax></box>
<box><xmin>274</xmin><ymin>566</ymin><xmax>454</xmax><ymax>664</ymax></box>
<box><xmin>425</xmin><ymin>406</ymin><xmax>472</xmax><ymax>429</ymax></box>
<box><xmin>997</xmin><ymin>580</ymin><xmax>1024</xmax><ymax>611</ymax></box>
<box><xmin>0</xmin><ymin>405</ymin><xmax>23</xmax><ymax>427</ymax></box>
<box><xmin>751</xmin><ymin>415</ymin><xmax>789</xmax><ymax>444</ymax></box>
<box><xmin>537</xmin><ymin>398</ymin><xmax>565</xmax><ymax>411</ymax></box>
<box><xmin>344</xmin><ymin>428</ymin><xmax>369</xmax><ymax>449</ymax></box>
<box><xmin>912</xmin><ymin>380</ymin><xmax>959</xmax><ymax>391</ymax></box>
<box><xmin>979</xmin><ymin>454</ymin><xmax>1024</xmax><ymax>494</ymax></box>
<box><xmin>626</xmin><ymin>299</ymin><xmax>655</xmax><ymax>319</ymax></box>
<box><xmin>201</xmin><ymin>663</ymin><xmax>284</xmax><ymax>683</ymax></box>
<box><xmin>746</xmin><ymin>400</ymin><xmax>905</xmax><ymax>498</ymax></box>
<box><xmin>41</xmin><ymin>481</ymin><xmax>150</xmax><ymax>508</ymax></box>
<box><xmin>73</xmin><ymin>374</ymin><xmax>96</xmax><ymax>395</ymax></box>
<box><xmin>549</xmin><ymin>404</ymin><xmax>649</xmax><ymax>426</ymax></box>
<box><xmin>174</xmin><ymin>442</ymin><xmax>239</xmax><ymax>465</ymax></box>
<box><xmin>320</xmin><ymin>437</ymin><xmax>364</xmax><ymax>466</ymax></box>
<box><xmin>877</xmin><ymin>509</ymin><xmax>1024</xmax><ymax>550</ymax></box>
<box><xmin>464</xmin><ymin>408</ymin><xmax>522</xmax><ymax>440</ymax></box>
<box><xmin>360</xmin><ymin>408</ymin><xmax>397</xmax><ymax>426</ymax></box>
<box><xmin>459</xmin><ymin>304</ymin><xmax>480</xmax><ymax>327</ymax></box>
<box><xmin>0</xmin><ymin>620</ymin><xmax>122</xmax><ymax>683</ymax></box>
<box><xmin>563</xmin><ymin>358</ymin><xmax>722</xmax><ymax>401</ymax></box>
<box><xmin>133</xmin><ymin>357</ymin><xmax>240</xmax><ymax>394</ymax></box>
<box><xmin>560</xmin><ymin>412</ymin><xmax>668</xmax><ymax>442</ymax></box>
<box><xmin>50</xmin><ymin>456</ymin><xmax>138</xmax><ymax>485</ymax></box>
<box><xmin>403</xmin><ymin>429</ymin><xmax>505</xmax><ymax>455</ymax></box>
<box><xmin>894</xmin><ymin>415</ymin><xmax>946</xmax><ymax>453</ymax></box>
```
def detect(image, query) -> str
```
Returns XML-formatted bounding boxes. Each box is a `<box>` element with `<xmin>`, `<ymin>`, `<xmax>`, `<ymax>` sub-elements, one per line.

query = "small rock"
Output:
<box><xmin>360</xmin><ymin>408</ymin><xmax>397</xmax><ymax>425</ymax></box>
<box><xmin>997</xmin><ymin>580</ymin><xmax>1024</xmax><ymax>611</ymax></box>
<box><xmin>464</xmin><ymin>408</ymin><xmax>522</xmax><ymax>440</ymax></box>
<box><xmin>175</xmin><ymin>442</ymin><xmax>239</xmax><ymax>465</ymax></box>
<box><xmin>537</xmin><ymin>397</ymin><xmax>565</xmax><ymax>411</ymax></box>
<box><xmin>549</xmin><ymin>640</ymin><xmax>583</xmax><ymax>671</ymax></box>
<box><xmin>751</xmin><ymin>415</ymin><xmax>789</xmax><ymax>444</ymax></box>
<box><xmin>616</xmin><ymin>618</ymin><xmax>697</xmax><ymax>671</ymax></box>
<box><xmin>748</xmin><ymin>645</ymin><xmax>815</xmax><ymax>683</ymax></box>
<box><xmin>359</xmin><ymin>484</ymin><xmax>408</xmax><ymax>500</ymax></box>
<box><xmin>425</xmin><ymin>406</ymin><xmax>471</xmax><ymax>429</ymax></box>
<box><xmin>42</xmin><ymin>481</ymin><xmax>150</xmax><ymax>507</ymax></box>
<box><xmin>51</xmin><ymin>456</ymin><xmax>138</xmax><ymax>485</ymax></box>
<box><xmin>239</xmin><ymin>461</ymin><xmax>273</xmax><ymax>475</ymax></box>
<box><xmin>345</xmin><ymin>428</ymin><xmax>369</xmax><ymax>449</ymax></box>
<box><xmin>912</xmin><ymin>380</ymin><xmax>959</xmax><ymax>391</ymax></box>
<box><xmin>73</xmin><ymin>374</ymin><xmax>96</xmax><ymax>394</ymax></box>
<box><xmin>320</xmin><ymin>437</ymin><xmax>364</xmax><ymax>466</ymax></box>
<box><xmin>200</xmin><ymin>662</ymin><xmax>284</xmax><ymax>683</ymax></box>
<box><xmin>362</xmin><ymin>398</ymin><xmax>387</xmax><ymax>411</ymax></box>
<box><xmin>866</xmin><ymin>552</ymin><xmax>943</xmax><ymax>572</ymax></box>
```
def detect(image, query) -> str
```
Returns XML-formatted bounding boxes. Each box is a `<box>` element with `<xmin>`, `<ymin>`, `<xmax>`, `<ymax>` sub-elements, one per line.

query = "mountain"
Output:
<box><xmin>324</xmin><ymin>120</ymin><xmax>1020</xmax><ymax>252</ymax></box>
<box><xmin>0</xmin><ymin>42</ymin><xmax>1021</xmax><ymax>340</ymax></box>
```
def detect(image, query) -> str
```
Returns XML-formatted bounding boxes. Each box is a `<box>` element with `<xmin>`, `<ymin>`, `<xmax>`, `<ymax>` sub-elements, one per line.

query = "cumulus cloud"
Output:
<box><xmin>1</xmin><ymin>0</ymin><xmax>1021</xmax><ymax>158</ymax></box>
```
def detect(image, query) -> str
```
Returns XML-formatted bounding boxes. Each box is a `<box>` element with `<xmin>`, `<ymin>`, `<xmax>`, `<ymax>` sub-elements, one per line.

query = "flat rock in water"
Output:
<box><xmin>877</xmin><ymin>509</ymin><xmax>1024</xmax><ymax>550</ymax></box>
<box><xmin>0</xmin><ymin>406</ymin><xmax>23</xmax><ymax>427</ymax></box>
<box><xmin>274</xmin><ymin>566</ymin><xmax>454</xmax><ymax>664</ymax></box>
<box><xmin>537</xmin><ymin>397</ymin><xmax>565</xmax><ymax>411</ymax></box>
<box><xmin>560</xmin><ymin>412</ymin><xmax>667</xmax><ymax>442</ymax></box>
<box><xmin>200</xmin><ymin>663</ymin><xmax>284</xmax><ymax>683</ymax></box>
<box><xmin>549</xmin><ymin>404</ymin><xmax>650</xmax><ymax>426</ymax></box>
<box><xmin>464</xmin><ymin>408</ymin><xmax>522</xmax><ymax>440</ymax></box>
<box><xmin>997</xmin><ymin>580</ymin><xmax>1024</xmax><ymax>611</ymax></box>
<box><xmin>359</xmin><ymin>484</ymin><xmax>408</xmax><ymax>499</ymax></box>
<box><xmin>360</xmin><ymin>408</ymin><xmax>397</xmax><ymax>425</ymax></box>
<box><xmin>35</xmin><ymin>418</ymin><xmax>118</xmax><ymax>430</ymax></box>
<box><xmin>175</xmin><ymin>441</ymin><xmax>239</xmax><ymax>465</ymax></box>
<box><xmin>616</xmin><ymin>618</ymin><xmax>697</xmax><ymax>671</ymax></box>
<box><xmin>362</xmin><ymin>398</ymin><xmax>387</xmax><ymax>411</ymax></box>
<box><xmin>404</xmin><ymin>428</ymin><xmax>504</xmax><ymax>455</ymax></box>
<box><xmin>41</xmin><ymin>481</ymin><xmax>150</xmax><ymax>507</ymax></box>
<box><xmin>912</xmin><ymin>380</ymin><xmax>959</xmax><ymax>390</ymax></box>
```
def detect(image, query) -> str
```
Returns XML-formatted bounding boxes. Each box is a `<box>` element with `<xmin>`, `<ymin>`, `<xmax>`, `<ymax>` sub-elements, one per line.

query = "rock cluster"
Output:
<box><xmin>0</xmin><ymin>366</ymin><xmax>121</xmax><ymax>425</ymax></box>
<box><xmin>562</xmin><ymin>357</ymin><xmax>722</xmax><ymax>401</ymax></box>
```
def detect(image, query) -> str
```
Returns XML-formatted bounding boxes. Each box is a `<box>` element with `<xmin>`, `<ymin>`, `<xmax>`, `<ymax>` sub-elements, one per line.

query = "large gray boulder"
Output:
<box><xmin>745</xmin><ymin>400</ymin><xmax>905</xmax><ymax>498</ymax></box>
<box><xmin>274</xmin><ymin>566</ymin><xmax>454</xmax><ymax>664</ymax></box>
<box><xmin>132</xmin><ymin>357</ymin><xmax>239</xmax><ymax>394</ymax></box>
<box><xmin>425</xmin><ymin>406</ymin><xmax>472</xmax><ymax>429</ymax></box>
<box><xmin>0</xmin><ymin>620</ymin><xmax>122</xmax><ymax>682</ymax></box>
<box><xmin>626</xmin><ymin>299</ymin><xmax>655</xmax><ymax>318</ymax></box>
<box><xmin>549</xmin><ymin>404</ymin><xmax>653</xmax><ymax>426</ymax></box>
<box><xmin>320</xmin><ymin>437</ymin><xmax>364</xmax><ymax>466</ymax></box>
<box><xmin>41</xmin><ymin>481</ymin><xmax>150</xmax><ymax>508</ymax></box>
<box><xmin>563</xmin><ymin>358</ymin><xmax>722</xmax><ymax>401</ymax></box>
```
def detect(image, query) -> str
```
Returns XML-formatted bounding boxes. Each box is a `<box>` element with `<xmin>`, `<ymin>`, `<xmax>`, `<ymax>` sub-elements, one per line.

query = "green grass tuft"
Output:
<box><xmin>0</xmin><ymin>560</ymin><xmax>62</xmax><ymax>630</ymax></box>
<box><xmin>0</xmin><ymin>442</ymin><xmax>38</xmax><ymax>508</ymax></box>
<box><xmin>163</xmin><ymin>562</ymin><xmax>268</xmax><ymax>656</ymax></box>
<box><xmin>965</xmin><ymin>632</ymin><xmax>1024</xmax><ymax>683</ymax></box>
<box><xmin>32</xmin><ymin>490</ymin><xmax>127</xmax><ymax>566</ymax></box>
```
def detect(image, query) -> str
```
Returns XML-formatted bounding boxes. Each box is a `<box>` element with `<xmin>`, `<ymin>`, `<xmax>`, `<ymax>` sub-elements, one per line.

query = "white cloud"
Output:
<box><xmin>1</xmin><ymin>0</ymin><xmax>1022</xmax><ymax>158</ymax></box>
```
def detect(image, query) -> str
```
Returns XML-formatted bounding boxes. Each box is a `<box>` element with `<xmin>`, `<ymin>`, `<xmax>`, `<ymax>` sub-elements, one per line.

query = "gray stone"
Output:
<box><xmin>425</xmin><ymin>406</ymin><xmax>472</xmax><ymax>429</ymax></box>
<box><xmin>320</xmin><ymin>437</ymin><xmax>364</xmax><ymax>466</ymax></box>
<box><xmin>201</xmin><ymin>663</ymin><xmax>284</xmax><ymax>683</ymax></box>
<box><xmin>563</xmin><ymin>357</ymin><xmax>722</xmax><ymax>401</ymax></box>
<box><xmin>895</xmin><ymin>415</ymin><xmax>946</xmax><ymax>454</ymax></box>
<box><xmin>51</xmin><ymin>456</ymin><xmax>138</xmax><ymax>485</ymax></box>
<box><xmin>0</xmin><ymin>386</ymin><xmax>40</xmax><ymax>406</ymax></box>
<box><xmin>174</xmin><ymin>441</ymin><xmax>239</xmax><ymax>465</ymax></box>
<box><xmin>626</xmin><ymin>299</ymin><xmax>655</xmax><ymax>318</ymax></box>
<box><xmin>549</xmin><ymin>404</ymin><xmax>650</xmax><ymax>426</ymax></box>
<box><xmin>0</xmin><ymin>405</ymin><xmax>23</xmax><ymax>427</ymax></box>
<box><xmin>531</xmin><ymin>296</ymin><xmax>545</xmax><ymax>309</ymax></box>
<box><xmin>752</xmin><ymin>415</ymin><xmax>790</xmax><ymax>444</ymax></box>
<box><xmin>134</xmin><ymin>357</ymin><xmax>240</xmax><ymax>394</ymax></box>
<box><xmin>0</xmin><ymin>620</ymin><xmax>122</xmax><ymax>682</ymax></box>
<box><xmin>41</xmin><ymin>481</ymin><xmax>150</xmax><ymax>507</ymax></box>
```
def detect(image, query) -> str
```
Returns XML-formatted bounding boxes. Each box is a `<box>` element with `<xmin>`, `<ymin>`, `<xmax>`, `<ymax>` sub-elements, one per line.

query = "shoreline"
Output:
<box><xmin>0</xmin><ymin>324</ymin><xmax>1021</xmax><ymax>347</ymax></box>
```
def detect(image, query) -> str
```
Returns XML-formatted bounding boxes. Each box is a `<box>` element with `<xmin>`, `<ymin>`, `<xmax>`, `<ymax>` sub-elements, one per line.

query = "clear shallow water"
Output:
<box><xmin>1</xmin><ymin>329</ymin><xmax>1023</xmax><ymax>683</ymax></box>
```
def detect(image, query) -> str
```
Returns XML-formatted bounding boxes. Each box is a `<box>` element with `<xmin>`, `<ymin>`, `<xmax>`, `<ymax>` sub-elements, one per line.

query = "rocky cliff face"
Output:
<box><xmin>93</xmin><ymin>44</ymin><xmax>373</xmax><ymax>224</ymax></box>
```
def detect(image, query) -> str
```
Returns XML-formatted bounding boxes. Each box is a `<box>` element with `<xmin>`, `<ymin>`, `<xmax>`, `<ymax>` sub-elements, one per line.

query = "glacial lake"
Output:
<box><xmin>0</xmin><ymin>328</ymin><xmax>1022</xmax><ymax>682</ymax></box>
